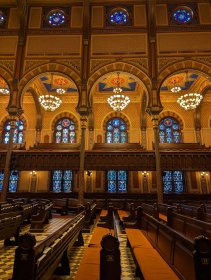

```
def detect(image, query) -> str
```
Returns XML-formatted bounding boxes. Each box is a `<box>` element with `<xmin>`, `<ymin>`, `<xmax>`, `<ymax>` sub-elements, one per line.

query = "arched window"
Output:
<box><xmin>159</xmin><ymin>117</ymin><xmax>184</xmax><ymax>193</ymax></box>
<box><xmin>0</xmin><ymin>170</ymin><xmax>19</xmax><ymax>192</ymax></box>
<box><xmin>2</xmin><ymin>120</ymin><xmax>24</xmax><ymax>144</ymax></box>
<box><xmin>105</xmin><ymin>117</ymin><xmax>128</xmax><ymax>192</ymax></box>
<box><xmin>159</xmin><ymin>117</ymin><xmax>181</xmax><ymax>143</ymax></box>
<box><xmin>107</xmin><ymin>170</ymin><xmax>127</xmax><ymax>193</ymax></box>
<box><xmin>106</xmin><ymin>117</ymin><xmax>127</xmax><ymax>143</ymax></box>
<box><xmin>52</xmin><ymin>170</ymin><xmax>73</xmax><ymax>192</ymax></box>
<box><xmin>54</xmin><ymin>118</ymin><xmax>76</xmax><ymax>143</ymax></box>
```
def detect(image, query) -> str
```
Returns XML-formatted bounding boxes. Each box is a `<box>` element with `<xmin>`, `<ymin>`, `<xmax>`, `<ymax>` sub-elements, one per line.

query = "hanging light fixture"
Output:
<box><xmin>177</xmin><ymin>71</ymin><xmax>203</xmax><ymax>110</ymax></box>
<box><xmin>107</xmin><ymin>72</ymin><xmax>130</xmax><ymax>111</ymax></box>
<box><xmin>39</xmin><ymin>95</ymin><xmax>62</xmax><ymax>111</ymax></box>
<box><xmin>0</xmin><ymin>79</ymin><xmax>10</xmax><ymax>94</ymax></box>
<box><xmin>168</xmin><ymin>75</ymin><xmax>182</xmax><ymax>93</ymax></box>
<box><xmin>55</xmin><ymin>76</ymin><xmax>67</xmax><ymax>94</ymax></box>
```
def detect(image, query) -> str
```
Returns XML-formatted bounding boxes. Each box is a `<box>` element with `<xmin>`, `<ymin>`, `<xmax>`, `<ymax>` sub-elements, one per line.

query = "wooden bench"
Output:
<box><xmin>167</xmin><ymin>208</ymin><xmax>211</xmax><ymax>240</ymax></box>
<box><xmin>12</xmin><ymin>212</ymin><xmax>85</xmax><ymax>280</ymax></box>
<box><xmin>29</xmin><ymin>143</ymin><xmax>80</xmax><ymax>150</ymax></box>
<box><xmin>75</xmin><ymin>226</ymin><xmax>114</xmax><ymax>280</ymax></box>
<box><xmin>53</xmin><ymin>198</ymin><xmax>68</xmax><ymax>215</ymax></box>
<box><xmin>30</xmin><ymin>201</ymin><xmax>53</xmax><ymax>233</ymax></box>
<box><xmin>67</xmin><ymin>198</ymin><xmax>84</xmax><ymax>213</ymax></box>
<box><xmin>126</xmin><ymin>208</ymin><xmax>196</xmax><ymax>280</ymax></box>
<box><xmin>83</xmin><ymin>202</ymin><xmax>96</xmax><ymax>232</ymax></box>
<box><xmin>0</xmin><ymin>212</ymin><xmax>22</xmax><ymax>246</ymax></box>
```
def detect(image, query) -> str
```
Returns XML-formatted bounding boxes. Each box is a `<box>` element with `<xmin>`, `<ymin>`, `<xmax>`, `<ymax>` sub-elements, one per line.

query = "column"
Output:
<box><xmin>78</xmin><ymin>116</ymin><xmax>87</xmax><ymax>205</ymax></box>
<box><xmin>151</xmin><ymin>114</ymin><xmax>163</xmax><ymax>203</ymax></box>
<box><xmin>141</xmin><ymin>127</ymin><xmax>146</xmax><ymax>149</ymax></box>
<box><xmin>1</xmin><ymin>117</ymin><xmax>17</xmax><ymax>202</ymax></box>
<box><xmin>35</xmin><ymin>128</ymin><xmax>41</xmax><ymax>145</ymax></box>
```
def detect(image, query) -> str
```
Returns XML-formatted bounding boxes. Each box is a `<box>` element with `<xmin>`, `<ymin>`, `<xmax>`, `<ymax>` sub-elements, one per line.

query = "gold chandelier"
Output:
<box><xmin>0</xmin><ymin>80</ymin><xmax>9</xmax><ymax>94</ymax></box>
<box><xmin>107</xmin><ymin>72</ymin><xmax>130</xmax><ymax>111</ymax></box>
<box><xmin>39</xmin><ymin>94</ymin><xmax>62</xmax><ymax>111</ymax></box>
<box><xmin>177</xmin><ymin>71</ymin><xmax>203</xmax><ymax>110</ymax></box>
<box><xmin>177</xmin><ymin>93</ymin><xmax>203</xmax><ymax>110</ymax></box>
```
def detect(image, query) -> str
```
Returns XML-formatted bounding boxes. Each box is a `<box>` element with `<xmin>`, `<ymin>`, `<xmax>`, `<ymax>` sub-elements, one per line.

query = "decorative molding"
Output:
<box><xmin>194</xmin><ymin>56</ymin><xmax>211</xmax><ymax>66</ymax></box>
<box><xmin>122</xmin><ymin>58</ymin><xmax>148</xmax><ymax>73</ymax></box>
<box><xmin>23</xmin><ymin>60</ymin><xmax>49</xmax><ymax>74</ymax></box>
<box><xmin>158</xmin><ymin>57</ymin><xmax>183</xmax><ymax>72</ymax></box>
<box><xmin>56</xmin><ymin>59</ymin><xmax>81</xmax><ymax>74</ymax></box>
<box><xmin>90</xmin><ymin>59</ymin><xmax>115</xmax><ymax>74</ymax></box>
<box><xmin>0</xmin><ymin>60</ymin><xmax>15</xmax><ymax>74</ymax></box>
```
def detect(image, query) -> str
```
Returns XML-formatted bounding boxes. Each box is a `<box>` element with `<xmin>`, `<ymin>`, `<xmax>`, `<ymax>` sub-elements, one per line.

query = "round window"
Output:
<box><xmin>108</xmin><ymin>8</ymin><xmax>129</xmax><ymax>25</ymax></box>
<box><xmin>47</xmin><ymin>9</ymin><xmax>66</xmax><ymax>27</ymax></box>
<box><xmin>173</xmin><ymin>6</ymin><xmax>193</xmax><ymax>24</ymax></box>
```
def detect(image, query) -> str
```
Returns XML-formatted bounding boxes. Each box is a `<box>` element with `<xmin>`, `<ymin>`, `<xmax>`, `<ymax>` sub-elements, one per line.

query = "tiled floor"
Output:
<box><xmin>0</xmin><ymin>216</ymin><xmax>139</xmax><ymax>280</ymax></box>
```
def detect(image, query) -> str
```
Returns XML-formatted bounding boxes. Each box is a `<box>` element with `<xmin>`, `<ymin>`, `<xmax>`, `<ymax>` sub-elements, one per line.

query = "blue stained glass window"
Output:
<box><xmin>106</xmin><ymin>118</ymin><xmax>127</xmax><ymax>143</ymax></box>
<box><xmin>0</xmin><ymin>170</ymin><xmax>19</xmax><ymax>192</ymax></box>
<box><xmin>0</xmin><ymin>11</ymin><xmax>6</xmax><ymax>25</ymax></box>
<box><xmin>47</xmin><ymin>10</ymin><xmax>66</xmax><ymax>27</ymax></box>
<box><xmin>3</xmin><ymin>120</ymin><xmax>24</xmax><ymax>144</ymax></box>
<box><xmin>55</xmin><ymin>118</ymin><xmax>76</xmax><ymax>143</ymax></box>
<box><xmin>8</xmin><ymin>170</ymin><xmax>19</xmax><ymax>192</ymax></box>
<box><xmin>173</xmin><ymin>7</ymin><xmax>193</xmax><ymax>24</ymax></box>
<box><xmin>109</xmin><ymin>8</ymin><xmax>129</xmax><ymax>25</ymax></box>
<box><xmin>162</xmin><ymin>171</ymin><xmax>184</xmax><ymax>193</ymax></box>
<box><xmin>52</xmin><ymin>170</ymin><xmax>73</xmax><ymax>192</ymax></box>
<box><xmin>107</xmin><ymin>170</ymin><xmax>127</xmax><ymax>193</ymax></box>
<box><xmin>159</xmin><ymin>117</ymin><xmax>184</xmax><ymax>193</ymax></box>
<box><xmin>0</xmin><ymin>171</ymin><xmax>4</xmax><ymax>191</ymax></box>
<box><xmin>159</xmin><ymin>117</ymin><xmax>181</xmax><ymax>143</ymax></box>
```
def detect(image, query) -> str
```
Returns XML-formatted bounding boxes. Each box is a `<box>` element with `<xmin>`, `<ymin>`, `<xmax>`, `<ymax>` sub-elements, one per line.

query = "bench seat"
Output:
<box><xmin>126</xmin><ymin>228</ymin><xmax>179</xmax><ymax>280</ymax></box>
<box><xmin>89</xmin><ymin>227</ymin><xmax>113</xmax><ymax>247</ymax></box>
<box><xmin>134</xmin><ymin>247</ymin><xmax>179</xmax><ymax>280</ymax></box>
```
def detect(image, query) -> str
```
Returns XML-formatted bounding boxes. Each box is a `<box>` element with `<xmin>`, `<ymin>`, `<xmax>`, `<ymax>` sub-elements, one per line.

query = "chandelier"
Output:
<box><xmin>171</xmin><ymin>86</ymin><xmax>181</xmax><ymax>93</ymax></box>
<box><xmin>0</xmin><ymin>87</ymin><xmax>9</xmax><ymax>94</ymax></box>
<box><xmin>55</xmin><ymin>77</ymin><xmax>67</xmax><ymax>94</ymax></box>
<box><xmin>177</xmin><ymin>93</ymin><xmax>203</xmax><ymax>110</ymax></box>
<box><xmin>107</xmin><ymin>72</ymin><xmax>130</xmax><ymax>111</ymax></box>
<box><xmin>39</xmin><ymin>95</ymin><xmax>62</xmax><ymax>111</ymax></box>
<box><xmin>0</xmin><ymin>80</ymin><xmax>10</xmax><ymax>94</ymax></box>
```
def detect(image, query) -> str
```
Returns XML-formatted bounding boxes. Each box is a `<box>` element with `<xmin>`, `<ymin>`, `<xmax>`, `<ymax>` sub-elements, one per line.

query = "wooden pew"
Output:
<box><xmin>125</xmin><ymin>207</ymin><xmax>211</xmax><ymax>280</ymax></box>
<box><xmin>83</xmin><ymin>202</ymin><xmax>96</xmax><ymax>232</ymax></box>
<box><xmin>167</xmin><ymin>208</ymin><xmax>211</xmax><ymax>240</ymax></box>
<box><xmin>30</xmin><ymin>201</ymin><xmax>53</xmax><ymax>233</ymax></box>
<box><xmin>0</xmin><ymin>212</ymin><xmax>22</xmax><ymax>246</ymax></box>
<box><xmin>12</xmin><ymin>212</ymin><xmax>85</xmax><ymax>280</ymax></box>
<box><xmin>67</xmin><ymin>198</ymin><xmax>84</xmax><ymax>213</ymax></box>
<box><xmin>53</xmin><ymin>198</ymin><xmax>68</xmax><ymax>215</ymax></box>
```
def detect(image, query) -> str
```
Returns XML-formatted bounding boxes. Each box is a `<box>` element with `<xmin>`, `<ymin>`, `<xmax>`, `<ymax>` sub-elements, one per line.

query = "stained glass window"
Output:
<box><xmin>173</xmin><ymin>7</ymin><xmax>193</xmax><ymax>24</ymax></box>
<box><xmin>107</xmin><ymin>170</ymin><xmax>127</xmax><ymax>193</ymax></box>
<box><xmin>0</xmin><ymin>11</ymin><xmax>6</xmax><ymax>26</ymax></box>
<box><xmin>106</xmin><ymin>118</ymin><xmax>127</xmax><ymax>143</ymax></box>
<box><xmin>159</xmin><ymin>117</ymin><xmax>181</xmax><ymax>143</ymax></box>
<box><xmin>55</xmin><ymin>118</ymin><xmax>76</xmax><ymax>143</ymax></box>
<box><xmin>52</xmin><ymin>170</ymin><xmax>73</xmax><ymax>192</ymax></box>
<box><xmin>47</xmin><ymin>9</ymin><xmax>66</xmax><ymax>27</ymax></box>
<box><xmin>2</xmin><ymin>120</ymin><xmax>24</xmax><ymax>144</ymax></box>
<box><xmin>159</xmin><ymin>117</ymin><xmax>184</xmax><ymax>193</ymax></box>
<box><xmin>162</xmin><ymin>171</ymin><xmax>184</xmax><ymax>193</ymax></box>
<box><xmin>0</xmin><ymin>170</ymin><xmax>19</xmax><ymax>192</ymax></box>
<box><xmin>0</xmin><ymin>170</ymin><xmax>3</xmax><ymax>191</ymax></box>
<box><xmin>8</xmin><ymin>170</ymin><xmax>19</xmax><ymax>192</ymax></box>
<box><xmin>108</xmin><ymin>8</ymin><xmax>129</xmax><ymax>25</ymax></box>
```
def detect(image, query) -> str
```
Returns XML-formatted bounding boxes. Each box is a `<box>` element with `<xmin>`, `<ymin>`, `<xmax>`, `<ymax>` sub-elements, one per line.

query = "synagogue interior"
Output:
<box><xmin>0</xmin><ymin>0</ymin><xmax>211</xmax><ymax>279</ymax></box>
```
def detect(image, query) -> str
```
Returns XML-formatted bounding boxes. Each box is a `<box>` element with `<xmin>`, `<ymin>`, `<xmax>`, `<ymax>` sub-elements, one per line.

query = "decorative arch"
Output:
<box><xmin>88</xmin><ymin>62</ymin><xmax>151</xmax><ymax>102</ymax></box>
<box><xmin>157</xmin><ymin>59</ymin><xmax>211</xmax><ymax>91</ymax></box>
<box><xmin>0</xmin><ymin>67</ymin><xmax>13</xmax><ymax>88</ymax></box>
<box><xmin>103</xmin><ymin>112</ymin><xmax>130</xmax><ymax>131</ymax></box>
<box><xmin>158</xmin><ymin>111</ymin><xmax>184</xmax><ymax>130</ymax></box>
<box><xmin>18</xmin><ymin>63</ymin><xmax>81</xmax><ymax>107</ymax></box>
<box><xmin>51</xmin><ymin>112</ymin><xmax>79</xmax><ymax>131</ymax></box>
